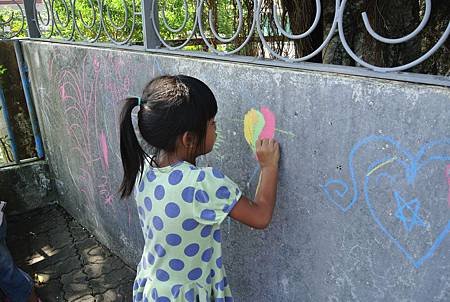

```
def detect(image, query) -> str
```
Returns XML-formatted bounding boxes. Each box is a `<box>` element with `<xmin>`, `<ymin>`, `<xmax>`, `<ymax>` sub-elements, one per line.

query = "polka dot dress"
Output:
<box><xmin>133</xmin><ymin>161</ymin><xmax>242</xmax><ymax>302</ymax></box>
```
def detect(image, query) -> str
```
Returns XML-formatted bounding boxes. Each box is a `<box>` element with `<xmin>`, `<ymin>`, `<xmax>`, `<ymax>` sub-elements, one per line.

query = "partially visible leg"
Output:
<box><xmin>0</xmin><ymin>220</ymin><xmax>36</xmax><ymax>302</ymax></box>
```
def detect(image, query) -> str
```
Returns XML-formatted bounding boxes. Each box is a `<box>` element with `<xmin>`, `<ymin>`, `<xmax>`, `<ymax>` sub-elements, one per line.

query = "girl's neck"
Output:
<box><xmin>156</xmin><ymin>151</ymin><xmax>196</xmax><ymax>167</ymax></box>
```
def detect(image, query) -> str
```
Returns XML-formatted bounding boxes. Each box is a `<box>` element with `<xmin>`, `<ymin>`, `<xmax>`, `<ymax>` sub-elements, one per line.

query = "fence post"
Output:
<box><xmin>23</xmin><ymin>0</ymin><xmax>41</xmax><ymax>38</ymax></box>
<box><xmin>141</xmin><ymin>0</ymin><xmax>161</xmax><ymax>49</ymax></box>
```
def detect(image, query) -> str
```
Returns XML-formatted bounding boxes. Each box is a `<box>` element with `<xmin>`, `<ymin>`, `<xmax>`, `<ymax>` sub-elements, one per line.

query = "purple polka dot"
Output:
<box><xmin>216</xmin><ymin>256</ymin><xmax>222</xmax><ymax>268</ymax></box>
<box><xmin>169</xmin><ymin>259</ymin><xmax>184</xmax><ymax>271</ymax></box>
<box><xmin>139</xmin><ymin>278</ymin><xmax>147</xmax><ymax>287</ymax></box>
<box><xmin>223</xmin><ymin>204</ymin><xmax>230</xmax><ymax>213</ymax></box>
<box><xmin>142</xmin><ymin>257</ymin><xmax>147</xmax><ymax>269</ymax></box>
<box><xmin>165</xmin><ymin>202</ymin><xmax>180</xmax><ymax>218</ymax></box>
<box><xmin>195</xmin><ymin>190</ymin><xmax>209</xmax><ymax>203</ymax></box>
<box><xmin>166</xmin><ymin>234</ymin><xmax>182</xmax><ymax>246</ymax></box>
<box><xmin>133</xmin><ymin>280</ymin><xmax>139</xmax><ymax>290</ymax></box>
<box><xmin>154</xmin><ymin>185</ymin><xmax>165</xmax><ymax>200</ymax></box>
<box><xmin>213</xmin><ymin>229</ymin><xmax>221</xmax><ymax>242</ymax></box>
<box><xmin>171</xmin><ymin>284</ymin><xmax>182</xmax><ymax>298</ymax></box>
<box><xmin>151</xmin><ymin>288</ymin><xmax>158</xmax><ymax>299</ymax></box>
<box><xmin>156</xmin><ymin>297</ymin><xmax>170</xmax><ymax>302</ymax></box>
<box><xmin>184</xmin><ymin>243</ymin><xmax>200</xmax><ymax>257</ymax></box>
<box><xmin>207</xmin><ymin>269</ymin><xmax>215</xmax><ymax>284</ymax></box>
<box><xmin>200</xmin><ymin>225</ymin><xmax>212</xmax><ymax>237</ymax></box>
<box><xmin>189</xmin><ymin>165</ymin><xmax>198</xmax><ymax>170</ymax></box>
<box><xmin>200</xmin><ymin>209</ymin><xmax>216</xmax><ymax>221</ymax></box>
<box><xmin>185</xmin><ymin>288</ymin><xmax>195</xmax><ymax>302</ymax></box>
<box><xmin>182</xmin><ymin>187</ymin><xmax>195</xmax><ymax>203</ymax></box>
<box><xmin>224</xmin><ymin>277</ymin><xmax>228</xmax><ymax>287</ymax></box>
<box><xmin>235</xmin><ymin>188</ymin><xmax>240</xmax><ymax>195</ymax></box>
<box><xmin>147</xmin><ymin>228</ymin><xmax>153</xmax><ymax>239</ymax></box>
<box><xmin>187</xmin><ymin>268</ymin><xmax>202</xmax><ymax>281</ymax></box>
<box><xmin>138</xmin><ymin>181</ymin><xmax>145</xmax><ymax>192</ymax></box>
<box><xmin>216</xmin><ymin>186</ymin><xmax>231</xmax><ymax>199</ymax></box>
<box><xmin>147</xmin><ymin>252</ymin><xmax>155</xmax><ymax>264</ymax></box>
<box><xmin>197</xmin><ymin>171</ymin><xmax>205</xmax><ymax>182</ymax></box>
<box><xmin>138</xmin><ymin>206</ymin><xmax>145</xmax><ymax>217</ymax></box>
<box><xmin>152</xmin><ymin>216</ymin><xmax>164</xmax><ymax>230</ymax></box>
<box><xmin>212</xmin><ymin>168</ymin><xmax>225</xmax><ymax>178</ymax></box>
<box><xmin>168</xmin><ymin>170</ymin><xmax>183</xmax><ymax>185</ymax></box>
<box><xmin>215</xmin><ymin>278</ymin><xmax>225</xmax><ymax>291</ymax></box>
<box><xmin>135</xmin><ymin>292</ymin><xmax>143</xmax><ymax>301</ymax></box>
<box><xmin>139</xmin><ymin>220</ymin><xmax>144</xmax><ymax>228</ymax></box>
<box><xmin>147</xmin><ymin>170</ymin><xmax>156</xmax><ymax>182</ymax></box>
<box><xmin>144</xmin><ymin>297</ymin><xmax>149</xmax><ymax>302</ymax></box>
<box><xmin>201</xmin><ymin>247</ymin><xmax>214</xmax><ymax>262</ymax></box>
<box><xmin>155</xmin><ymin>244</ymin><xmax>166</xmax><ymax>257</ymax></box>
<box><xmin>223</xmin><ymin>199</ymin><xmax>237</xmax><ymax>213</ymax></box>
<box><xmin>182</xmin><ymin>219</ymin><xmax>198</xmax><ymax>231</ymax></box>
<box><xmin>156</xmin><ymin>269</ymin><xmax>170</xmax><ymax>281</ymax></box>
<box><xmin>144</xmin><ymin>197</ymin><xmax>152</xmax><ymax>211</ymax></box>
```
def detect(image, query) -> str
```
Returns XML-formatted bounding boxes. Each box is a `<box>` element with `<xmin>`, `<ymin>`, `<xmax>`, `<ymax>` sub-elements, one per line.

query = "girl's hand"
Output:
<box><xmin>255</xmin><ymin>139</ymin><xmax>280</xmax><ymax>169</ymax></box>
<box><xmin>230</xmin><ymin>138</ymin><xmax>280</xmax><ymax>229</ymax></box>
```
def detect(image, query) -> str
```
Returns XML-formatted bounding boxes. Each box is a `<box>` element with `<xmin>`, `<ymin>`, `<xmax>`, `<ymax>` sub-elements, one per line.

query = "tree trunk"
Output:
<box><xmin>322</xmin><ymin>0</ymin><xmax>420</xmax><ymax>69</ymax></box>
<box><xmin>416</xmin><ymin>0</ymin><xmax>450</xmax><ymax>75</ymax></box>
<box><xmin>281</xmin><ymin>0</ymin><xmax>323</xmax><ymax>62</ymax></box>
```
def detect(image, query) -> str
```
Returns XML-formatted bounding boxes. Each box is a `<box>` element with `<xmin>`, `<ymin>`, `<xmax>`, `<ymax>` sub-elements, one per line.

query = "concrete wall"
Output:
<box><xmin>0</xmin><ymin>160</ymin><xmax>57</xmax><ymax>214</ymax></box>
<box><xmin>22</xmin><ymin>40</ymin><xmax>450</xmax><ymax>301</ymax></box>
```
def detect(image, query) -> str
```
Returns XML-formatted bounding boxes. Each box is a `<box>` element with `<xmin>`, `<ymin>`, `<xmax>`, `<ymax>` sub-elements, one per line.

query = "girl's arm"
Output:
<box><xmin>230</xmin><ymin>139</ymin><xmax>280</xmax><ymax>229</ymax></box>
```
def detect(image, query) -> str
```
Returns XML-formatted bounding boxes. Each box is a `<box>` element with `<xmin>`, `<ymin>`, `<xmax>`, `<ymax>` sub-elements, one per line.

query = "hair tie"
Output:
<box><xmin>130</xmin><ymin>96</ymin><xmax>142</xmax><ymax>106</ymax></box>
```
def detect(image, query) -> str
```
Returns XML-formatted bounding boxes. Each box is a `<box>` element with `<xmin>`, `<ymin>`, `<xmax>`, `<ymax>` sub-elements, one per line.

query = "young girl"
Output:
<box><xmin>119</xmin><ymin>75</ymin><xmax>279</xmax><ymax>302</ymax></box>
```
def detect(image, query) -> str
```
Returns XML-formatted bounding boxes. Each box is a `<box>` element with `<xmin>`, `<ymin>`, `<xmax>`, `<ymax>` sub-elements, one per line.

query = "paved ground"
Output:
<box><xmin>3</xmin><ymin>205</ymin><xmax>136</xmax><ymax>301</ymax></box>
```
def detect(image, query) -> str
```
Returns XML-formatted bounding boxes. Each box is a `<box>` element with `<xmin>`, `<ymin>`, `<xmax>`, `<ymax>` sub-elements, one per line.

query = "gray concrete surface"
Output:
<box><xmin>20</xmin><ymin>40</ymin><xmax>450</xmax><ymax>301</ymax></box>
<box><xmin>3</xmin><ymin>205</ymin><xmax>135</xmax><ymax>301</ymax></box>
<box><xmin>0</xmin><ymin>160</ymin><xmax>57</xmax><ymax>214</ymax></box>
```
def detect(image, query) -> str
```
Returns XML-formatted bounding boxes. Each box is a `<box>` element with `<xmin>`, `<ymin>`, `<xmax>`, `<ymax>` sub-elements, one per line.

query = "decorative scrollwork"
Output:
<box><xmin>0</xmin><ymin>0</ymin><xmax>25</xmax><ymax>39</ymax></box>
<box><xmin>151</xmin><ymin>0</ymin><xmax>198</xmax><ymax>50</ymax></box>
<box><xmin>31</xmin><ymin>0</ymin><xmax>139</xmax><ymax>44</ymax></box>
<box><xmin>337</xmin><ymin>0</ymin><xmax>450</xmax><ymax>72</ymax></box>
<box><xmin>2</xmin><ymin>0</ymin><xmax>449</xmax><ymax>74</ymax></box>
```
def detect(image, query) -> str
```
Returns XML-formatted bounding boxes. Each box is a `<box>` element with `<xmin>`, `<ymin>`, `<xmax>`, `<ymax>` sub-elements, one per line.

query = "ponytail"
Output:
<box><xmin>119</xmin><ymin>97</ymin><xmax>149</xmax><ymax>199</ymax></box>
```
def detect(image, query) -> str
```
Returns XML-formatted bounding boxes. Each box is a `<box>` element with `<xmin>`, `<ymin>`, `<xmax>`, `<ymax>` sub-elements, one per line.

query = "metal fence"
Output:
<box><xmin>0</xmin><ymin>0</ymin><xmax>449</xmax><ymax>74</ymax></box>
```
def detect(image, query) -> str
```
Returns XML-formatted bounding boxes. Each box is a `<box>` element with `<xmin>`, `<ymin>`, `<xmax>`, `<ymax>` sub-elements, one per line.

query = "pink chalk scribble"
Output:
<box><xmin>99</xmin><ymin>130</ymin><xmax>109</xmax><ymax>169</ymax></box>
<box><xmin>259</xmin><ymin>106</ymin><xmax>276</xmax><ymax>140</ymax></box>
<box><xmin>44</xmin><ymin>52</ymin><xmax>148</xmax><ymax>225</ymax></box>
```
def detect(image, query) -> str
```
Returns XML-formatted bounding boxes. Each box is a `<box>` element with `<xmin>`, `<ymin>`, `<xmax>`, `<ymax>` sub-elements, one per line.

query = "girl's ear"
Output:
<box><xmin>181</xmin><ymin>131</ymin><xmax>196</xmax><ymax>149</ymax></box>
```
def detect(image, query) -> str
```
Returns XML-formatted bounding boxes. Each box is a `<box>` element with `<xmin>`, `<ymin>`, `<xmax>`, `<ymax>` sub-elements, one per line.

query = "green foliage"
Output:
<box><xmin>49</xmin><ymin>0</ymin><xmax>143</xmax><ymax>43</ymax></box>
<box><xmin>158</xmin><ymin>0</ymin><xmax>251</xmax><ymax>51</ymax></box>
<box><xmin>48</xmin><ymin>0</ymin><xmax>248</xmax><ymax>49</ymax></box>
<box><xmin>0</xmin><ymin>65</ymin><xmax>6</xmax><ymax>77</ymax></box>
<box><xmin>0</xmin><ymin>64</ymin><xmax>6</xmax><ymax>89</ymax></box>
<box><xmin>0</xmin><ymin>7</ymin><xmax>27</xmax><ymax>39</ymax></box>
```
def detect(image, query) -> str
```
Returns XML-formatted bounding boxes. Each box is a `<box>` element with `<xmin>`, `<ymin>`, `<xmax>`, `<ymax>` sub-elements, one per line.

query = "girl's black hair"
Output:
<box><xmin>119</xmin><ymin>75</ymin><xmax>218</xmax><ymax>198</ymax></box>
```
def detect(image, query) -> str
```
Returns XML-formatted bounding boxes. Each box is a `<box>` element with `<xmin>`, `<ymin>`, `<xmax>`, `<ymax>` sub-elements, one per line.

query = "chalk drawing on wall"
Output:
<box><xmin>242</xmin><ymin>106</ymin><xmax>295</xmax><ymax>188</ymax></box>
<box><xmin>321</xmin><ymin>135</ymin><xmax>450</xmax><ymax>268</ymax></box>
<box><xmin>41</xmin><ymin>52</ymin><xmax>146</xmax><ymax>225</ymax></box>
<box><xmin>244</xmin><ymin>107</ymin><xmax>276</xmax><ymax>153</ymax></box>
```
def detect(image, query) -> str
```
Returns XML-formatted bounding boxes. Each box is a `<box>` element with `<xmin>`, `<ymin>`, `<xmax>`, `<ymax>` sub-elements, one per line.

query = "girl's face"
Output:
<box><xmin>203</xmin><ymin>118</ymin><xmax>217</xmax><ymax>154</ymax></box>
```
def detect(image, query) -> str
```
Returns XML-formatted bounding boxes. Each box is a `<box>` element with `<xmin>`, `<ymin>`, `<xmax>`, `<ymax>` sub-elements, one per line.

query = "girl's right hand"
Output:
<box><xmin>255</xmin><ymin>139</ymin><xmax>280</xmax><ymax>169</ymax></box>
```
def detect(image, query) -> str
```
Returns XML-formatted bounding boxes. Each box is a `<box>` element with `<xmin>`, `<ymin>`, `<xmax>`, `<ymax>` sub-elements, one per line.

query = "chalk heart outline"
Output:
<box><xmin>321</xmin><ymin>136</ymin><xmax>450</xmax><ymax>268</ymax></box>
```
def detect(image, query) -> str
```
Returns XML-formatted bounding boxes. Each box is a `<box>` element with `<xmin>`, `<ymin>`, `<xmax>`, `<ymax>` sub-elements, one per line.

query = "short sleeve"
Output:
<box><xmin>192</xmin><ymin>167</ymin><xmax>242</xmax><ymax>225</ymax></box>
